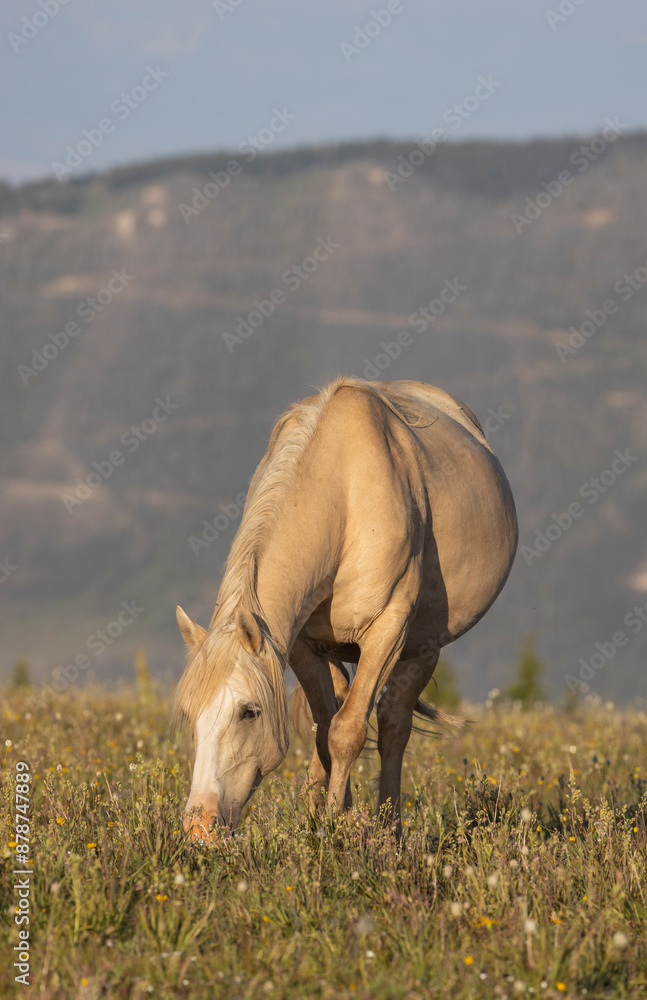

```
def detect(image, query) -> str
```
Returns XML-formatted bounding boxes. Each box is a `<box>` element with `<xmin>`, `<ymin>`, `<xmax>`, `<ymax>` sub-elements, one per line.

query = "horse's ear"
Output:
<box><xmin>176</xmin><ymin>606</ymin><xmax>207</xmax><ymax>651</ymax></box>
<box><xmin>235</xmin><ymin>607</ymin><xmax>263</xmax><ymax>656</ymax></box>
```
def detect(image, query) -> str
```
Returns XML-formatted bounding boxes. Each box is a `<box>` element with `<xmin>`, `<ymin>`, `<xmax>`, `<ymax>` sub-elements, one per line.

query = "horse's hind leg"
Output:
<box><xmin>376</xmin><ymin>654</ymin><xmax>438</xmax><ymax>835</ymax></box>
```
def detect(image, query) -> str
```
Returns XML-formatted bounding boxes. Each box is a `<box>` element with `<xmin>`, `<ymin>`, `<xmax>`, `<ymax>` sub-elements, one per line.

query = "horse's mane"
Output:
<box><xmin>171</xmin><ymin>375</ymin><xmax>412</xmax><ymax>745</ymax></box>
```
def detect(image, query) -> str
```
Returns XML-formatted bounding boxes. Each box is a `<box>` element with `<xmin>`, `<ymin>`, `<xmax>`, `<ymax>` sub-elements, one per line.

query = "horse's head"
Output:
<box><xmin>174</xmin><ymin>605</ymin><xmax>288</xmax><ymax>841</ymax></box>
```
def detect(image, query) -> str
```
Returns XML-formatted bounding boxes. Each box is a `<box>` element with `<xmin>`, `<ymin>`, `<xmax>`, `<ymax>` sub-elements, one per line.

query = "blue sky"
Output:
<box><xmin>2</xmin><ymin>0</ymin><xmax>646</xmax><ymax>184</ymax></box>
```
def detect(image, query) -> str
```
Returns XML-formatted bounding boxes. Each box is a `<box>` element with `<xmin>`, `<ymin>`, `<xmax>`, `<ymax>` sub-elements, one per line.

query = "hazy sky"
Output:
<box><xmin>2</xmin><ymin>0</ymin><xmax>646</xmax><ymax>184</ymax></box>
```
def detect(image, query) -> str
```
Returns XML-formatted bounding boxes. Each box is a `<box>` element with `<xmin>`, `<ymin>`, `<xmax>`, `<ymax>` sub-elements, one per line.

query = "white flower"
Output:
<box><xmin>524</xmin><ymin>919</ymin><xmax>537</xmax><ymax>934</ymax></box>
<box><xmin>443</xmin><ymin>864</ymin><xmax>453</xmax><ymax>879</ymax></box>
<box><xmin>487</xmin><ymin>873</ymin><xmax>499</xmax><ymax>888</ymax></box>
<box><xmin>450</xmin><ymin>902</ymin><xmax>462</xmax><ymax>917</ymax></box>
<box><xmin>365</xmin><ymin>950</ymin><xmax>375</xmax><ymax>959</ymax></box>
<box><xmin>129</xmin><ymin>762</ymin><xmax>137</xmax><ymax>772</ymax></box>
<box><xmin>174</xmin><ymin>873</ymin><xmax>185</xmax><ymax>885</ymax></box>
<box><xmin>5</xmin><ymin>740</ymin><xmax>12</xmax><ymax>748</ymax></box>
<box><xmin>513</xmin><ymin>981</ymin><xmax>526</xmax><ymax>994</ymax></box>
<box><xmin>569</xmin><ymin>745</ymin><xmax>577</xmax><ymax>754</ymax></box>
<box><xmin>425</xmin><ymin>854</ymin><xmax>434</xmax><ymax>867</ymax></box>
<box><xmin>509</xmin><ymin>859</ymin><xmax>519</xmax><ymax>869</ymax></box>
<box><xmin>351</xmin><ymin>871</ymin><xmax>360</xmax><ymax>880</ymax></box>
<box><xmin>115</xmin><ymin>713</ymin><xmax>123</xmax><ymax>721</ymax></box>
<box><xmin>521</xmin><ymin>845</ymin><xmax>529</xmax><ymax>856</ymax></box>
<box><xmin>237</xmin><ymin>880</ymin><xmax>248</xmax><ymax>893</ymax></box>
<box><xmin>613</xmin><ymin>931</ymin><xmax>628</xmax><ymax>950</ymax></box>
<box><xmin>520</xmin><ymin>808</ymin><xmax>532</xmax><ymax>823</ymax></box>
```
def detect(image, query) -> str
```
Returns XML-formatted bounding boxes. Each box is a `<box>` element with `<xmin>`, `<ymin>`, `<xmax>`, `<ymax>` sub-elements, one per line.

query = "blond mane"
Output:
<box><xmin>171</xmin><ymin>376</ymin><xmax>412</xmax><ymax>745</ymax></box>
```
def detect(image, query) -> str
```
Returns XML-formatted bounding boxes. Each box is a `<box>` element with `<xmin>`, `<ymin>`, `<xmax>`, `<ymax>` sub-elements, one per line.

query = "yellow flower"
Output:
<box><xmin>550</xmin><ymin>914</ymin><xmax>562</xmax><ymax>925</ymax></box>
<box><xmin>56</xmin><ymin>817</ymin><xmax>65</xmax><ymax>825</ymax></box>
<box><xmin>81</xmin><ymin>978</ymin><xmax>88</xmax><ymax>986</ymax></box>
<box><xmin>569</xmin><ymin>836</ymin><xmax>576</xmax><ymax>842</ymax></box>
<box><xmin>285</xmin><ymin>885</ymin><xmax>293</xmax><ymax>891</ymax></box>
<box><xmin>155</xmin><ymin>893</ymin><xmax>167</xmax><ymax>901</ymax></box>
<box><xmin>86</xmin><ymin>842</ymin><xmax>96</xmax><ymax>849</ymax></box>
<box><xmin>556</xmin><ymin>983</ymin><xmax>566</xmax><ymax>992</ymax></box>
<box><xmin>473</xmin><ymin>916</ymin><xmax>497</xmax><ymax>928</ymax></box>
<box><xmin>262</xmin><ymin>915</ymin><xmax>270</xmax><ymax>923</ymax></box>
<box><xmin>107</xmin><ymin>822</ymin><xmax>114</xmax><ymax>828</ymax></box>
<box><xmin>464</xmin><ymin>956</ymin><xmax>474</xmax><ymax>965</ymax></box>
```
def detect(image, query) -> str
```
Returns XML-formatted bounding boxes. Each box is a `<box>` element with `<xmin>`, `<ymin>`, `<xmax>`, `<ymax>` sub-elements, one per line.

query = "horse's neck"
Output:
<box><xmin>254</xmin><ymin>497</ymin><xmax>338</xmax><ymax>655</ymax></box>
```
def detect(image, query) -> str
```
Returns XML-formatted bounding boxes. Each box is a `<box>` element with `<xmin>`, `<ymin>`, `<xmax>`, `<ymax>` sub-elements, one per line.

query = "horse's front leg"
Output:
<box><xmin>326</xmin><ymin>606</ymin><xmax>413</xmax><ymax>817</ymax></box>
<box><xmin>375</xmin><ymin>653</ymin><xmax>438</xmax><ymax>836</ymax></box>
<box><xmin>290</xmin><ymin>638</ymin><xmax>343</xmax><ymax>816</ymax></box>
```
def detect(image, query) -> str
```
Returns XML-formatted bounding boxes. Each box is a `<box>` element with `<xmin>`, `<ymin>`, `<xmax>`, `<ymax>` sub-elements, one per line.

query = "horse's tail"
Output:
<box><xmin>412</xmin><ymin>696</ymin><xmax>466</xmax><ymax>732</ymax></box>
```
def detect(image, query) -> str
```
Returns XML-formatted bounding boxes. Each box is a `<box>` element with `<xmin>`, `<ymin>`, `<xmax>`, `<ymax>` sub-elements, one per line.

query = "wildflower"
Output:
<box><xmin>464</xmin><ymin>955</ymin><xmax>474</xmax><ymax>965</ymax></box>
<box><xmin>550</xmin><ymin>913</ymin><xmax>562</xmax><ymax>925</ymax></box>
<box><xmin>56</xmin><ymin>817</ymin><xmax>65</xmax><ymax>825</ymax></box>
<box><xmin>354</xmin><ymin>915</ymin><xmax>374</xmax><ymax>936</ymax></box>
<box><xmin>81</xmin><ymin>978</ymin><xmax>88</xmax><ymax>986</ymax></box>
<box><xmin>514</xmin><ymin>982</ymin><xmax>526</xmax><ymax>995</ymax></box>
<box><xmin>365</xmin><ymin>950</ymin><xmax>375</xmax><ymax>959</ymax></box>
<box><xmin>524</xmin><ymin>919</ymin><xmax>537</xmax><ymax>934</ymax></box>
<box><xmin>285</xmin><ymin>885</ymin><xmax>293</xmax><ymax>892</ymax></box>
<box><xmin>613</xmin><ymin>931</ymin><xmax>628</xmax><ymax>950</ymax></box>
<box><xmin>50</xmin><ymin>882</ymin><xmax>60</xmax><ymax>894</ymax></box>
<box><xmin>262</xmin><ymin>915</ymin><xmax>269</xmax><ymax>923</ymax></box>
<box><xmin>556</xmin><ymin>984</ymin><xmax>566</xmax><ymax>992</ymax></box>
<box><xmin>86</xmin><ymin>842</ymin><xmax>96</xmax><ymax>850</ymax></box>
<box><xmin>450</xmin><ymin>902</ymin><xmax>462</xmax><ymax>917</ymax></box>
<box><xmin>351</xmin><ymin>871</ymin><xmax>360</xmax><ymax>880</ymax></box>
<box><xmin>5</xmin><ymin>739</ymin><xmax>12</xmax><ymax>748</ymax></box>
<box><xmin>521</xmin><ymin>845</ymin><xmax>529</xmax><ymax>856</ymax></box>
<box><xmin>155</xmin><ymin>894</ymin><xmax>167</xmax><ymax>901</ymax></box>
<box><xmin>443</xmin><ymin>864</ymin><xmax>453</xmax><ymax>879</ymax></box>
<box><xmin>509</xmin><ymin>859</ymin><xmax>519</xmax><ymax>869</ymax></box>
<box><xmin>520</xmin><ymin>808</ymin><xmax>532</xmax><ymax>823</ymax></box>
<box><xmin>129</xmin><ymin>763</ymin><xmax>137</xmax><ymax>772</ymax></box>
<box><xmin>569</xmin><ymin>745</ymin><xmax>576</xmax><ymax>754</ymax></box>
<box><xmin>569</xmin><ymin>836</ymin><xmax>576</xmax><ymax>842</ymax></box>
<box><xmin>487</xmin><ymin>873</ymin><xmax>499</xmax><ymax>888</ymax></box>
<box><xmin>474</xmin><ymin>916</ymin><xmax>497</xmax><ymax>928</ymax></box>
<box><xmin>175</xmin><ymin>874</ymin><xmax>185</xmax><ymax>886</ymax></box>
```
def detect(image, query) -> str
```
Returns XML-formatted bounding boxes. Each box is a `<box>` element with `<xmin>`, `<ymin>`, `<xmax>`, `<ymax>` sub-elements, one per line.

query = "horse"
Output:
<box><xmin>172</xmin><ymin>376</ymin><xmax>518</xmax><ymax>839</ymax></box>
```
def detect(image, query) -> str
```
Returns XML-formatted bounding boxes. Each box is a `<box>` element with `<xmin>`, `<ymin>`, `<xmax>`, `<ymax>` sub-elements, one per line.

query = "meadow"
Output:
<box><xmin>1</xmin><ymin>679</ymin><xmax>645</xmax><ymax>1000</ymax></box>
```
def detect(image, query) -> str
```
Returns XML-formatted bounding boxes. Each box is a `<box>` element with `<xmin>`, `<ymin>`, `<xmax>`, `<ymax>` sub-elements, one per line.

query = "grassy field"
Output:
<box><xmin>1</xmin><ymin>682</ymin><xmax>645</xmax><ymax>1000</ymax></box>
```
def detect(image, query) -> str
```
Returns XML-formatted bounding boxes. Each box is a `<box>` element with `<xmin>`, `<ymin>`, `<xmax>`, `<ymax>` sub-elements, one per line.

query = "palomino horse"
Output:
<box><xmin>173</xmin><ymin>377</ymin><xmax>518</xmax><ymax>838</ymax></box>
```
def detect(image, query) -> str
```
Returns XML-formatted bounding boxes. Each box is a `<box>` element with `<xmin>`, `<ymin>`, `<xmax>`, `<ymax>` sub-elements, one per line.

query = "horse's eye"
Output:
<box><xmin>241</xmin><ymin>706</ymin><xmax>259</xmax><ymax>721</ymax></box>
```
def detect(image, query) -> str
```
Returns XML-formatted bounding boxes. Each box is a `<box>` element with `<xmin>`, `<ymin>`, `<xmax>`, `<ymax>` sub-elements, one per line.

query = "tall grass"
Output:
<box><xmin>1</xmin><ymin>685</ymin><xmax>645</xmax><ymax>999</ymax></box>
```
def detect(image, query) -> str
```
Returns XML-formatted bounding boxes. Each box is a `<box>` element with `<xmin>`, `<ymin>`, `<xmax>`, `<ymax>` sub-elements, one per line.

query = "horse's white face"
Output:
<box><xmin>183</xmin><ymin>663</ymin><xmax>284</xmax><ymax>839</ymax></box>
